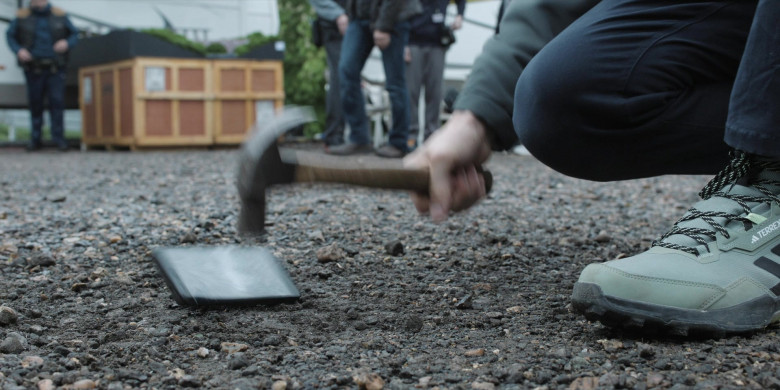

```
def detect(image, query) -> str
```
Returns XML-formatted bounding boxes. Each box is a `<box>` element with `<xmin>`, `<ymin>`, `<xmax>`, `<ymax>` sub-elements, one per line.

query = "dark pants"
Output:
<box><xmin>322</xmin><ymin>32</ymin><xmax>346</xmax><ymax>146</ymax></box>
<box><xmin>514</xmin><ymin>0</ymin><xmax>777</xmax><ymax>181</ymax></box>
<box><xmin>25</xmin><ymin>67</ymin><xmax>66</xmax><ymax>147</ymax></box>
<box><xmin>339</xmin><ymin>20</ymin><xmax>411</xmax><ymax>151</ymax></box>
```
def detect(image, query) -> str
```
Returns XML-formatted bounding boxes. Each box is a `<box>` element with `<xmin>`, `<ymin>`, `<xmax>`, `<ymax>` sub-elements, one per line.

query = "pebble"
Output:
<box><xmin>316</xmin><ymin>243</ymin><xmax>345</xmax><ymax>263</ymax></box>
<box><xmin>28</xmin><ymin>253</ymin><xmax>56</xmax><ymax>267</ymax></box>
<box><xmin>228</xmin><ymin>353</ymin><xmax>250</xmax><ymax>370</ymax></box>
<box><xmin>465</xmin><ymin>348</ymin><xmax>486</xmax><ymax>357</ymax></box>
<box><xmin>471</xmin><ymin>382</ymin><xmax>495</xmax><ymax>390</ymax></box>
<box><xmin>0</xmin><ymin>305</ymin><xmax>18</xmax><ymax>325</ymax></box>
<box><xmin>353</xmin><ymin>372</ymin><xmax>384</xmax><ymax>390</ymax></box>
<box><xmin>403</xmin><ymin>315</ymin><xmax>423</xmax><ymax>333</ymax></box>
<box><xmin>179</xmin><ymin>375</ymin><xmax>201</xmax><ymax>387</ymax></box>
<box><xmin>180</xmin><ymin>232</ymin><xmax>197</xmax><ymax>244</ymax></box>
<box><xmin>221</xmin><ymin>342</ymin><xmax>248</xmax><ymax>354</ymax></box>
<box><xmin>49</xmin><ymin>193</ymin><xmax>67</xmax><ymax>203</ymax></box>
<box><xmin>646</xmin><ymin>373</ymin><xmax>664</xmax><ymax>388</ymax></box>
<box><xmin>384</xmin><ymin>240</ymin><xmax>404</xmax><ymax>256</ymax></box>
<box><xmin>197</xmin><ymin>347</ymin><xmax>210</xmax><ymax>358</ymax></box>
<box><xmin>22</xmin><ymin>355</ymin><xmax>44</xmax><ymax>368</ymax></box>
<box><xmin>37</xmin><ymin>379</ymin><xmax>55</xmax><ymax>390</ymax></box>
<box><xmin>0</xmin><ymin>332</ymin><xmax>27</xmax><ymax>354</ymax></box>
<box><xmin>70</xmin><ymin>379</ymin><xmax>97</xmax><ymax>389</ymax></box>
<box><xmin>271</xmin><ymin>381</ymin><xmax>287</xmax><ymax>390</ymax></box>
<box><xmin>593</xmin><ymin>231</ymin><xmax>611</xmax><ymax>243</ymax></box>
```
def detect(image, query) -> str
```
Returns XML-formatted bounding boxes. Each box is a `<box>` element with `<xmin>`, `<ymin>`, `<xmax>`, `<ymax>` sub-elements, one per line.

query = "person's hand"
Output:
<box><xmin>373</xmin><ymin>30</ymin><xmax>391</xmax><ymax>50</ymax></box>
<box><xmin>451</xmin><ymin>15</ymin><xmax>463</xmax><ymax>30</ymax></box>
<box><xmin>53</xmin><ymin>39</ymin><xmax>68</xmax><ymax>53</ymax></box>
<box><xmin>336</xmin><ymin>14</ymin><xmax>349</xmax><ymax>35</ymax></box>
<box><xmin>403</xmin><ymin>110</ymin><xmax>492</xmax><ymax>222</ymax></box>
<box><xmin>17</xmin><ymin>48</ymin><xmax>32</xmax><ymax>62</ymax></box>
<box><xmin>404</xmin><ymin>46</ymin><xmax>411</xmax><ymax>63</ymax></box>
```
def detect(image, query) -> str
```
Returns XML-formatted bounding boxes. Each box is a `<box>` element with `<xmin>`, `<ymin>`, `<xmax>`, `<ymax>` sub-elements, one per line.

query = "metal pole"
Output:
<box><xmin>17</xmin><ymin>0</ymin><xmax>23</xmax><ymax>9</ymax></box>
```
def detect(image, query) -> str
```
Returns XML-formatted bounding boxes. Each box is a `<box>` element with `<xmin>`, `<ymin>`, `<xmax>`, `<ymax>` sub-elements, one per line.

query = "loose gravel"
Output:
<box><xmin>2</xmin><ymin>145</ymin><xmax>780</xmax><ymax>389</ymax></box>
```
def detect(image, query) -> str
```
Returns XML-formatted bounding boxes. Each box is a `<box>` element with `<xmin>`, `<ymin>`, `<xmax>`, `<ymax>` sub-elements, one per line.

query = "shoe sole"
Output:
<box><xmin>571</xmin><ymin>282</ymin><xmax>780</xmax><ymax>337</ymax></box>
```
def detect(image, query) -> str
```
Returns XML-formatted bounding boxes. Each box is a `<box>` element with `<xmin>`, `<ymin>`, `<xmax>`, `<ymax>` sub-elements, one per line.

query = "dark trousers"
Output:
<box><xmin>514</xmin><ymin>0</ymin><xmax>777</xmax><ymax>181</ymax></box>
<box><xmin>339</xmin><ymin>20</ymin><xmax>411</xmax><ymax>151</ymax></box>
<box><xmin>322</xmin><ymin>34</ymin><xmax>346</xmax><ymax>146</ymax></box>
<box><xmin>25</xmin><ymin>68</ymin><xmax>66</xmax><ymax>146</ymax></box>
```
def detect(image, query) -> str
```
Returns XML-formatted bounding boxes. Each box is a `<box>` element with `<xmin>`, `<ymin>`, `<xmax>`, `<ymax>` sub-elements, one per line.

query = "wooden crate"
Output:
<box><xmin>79</xmin><ymin>57</ymin><xmax>284</xmax><ymax>149</ymax></box>
<box><xmin>213</xmin><ymin>60</ymin><xmax>284</xmax><ymax>145</ymax></box>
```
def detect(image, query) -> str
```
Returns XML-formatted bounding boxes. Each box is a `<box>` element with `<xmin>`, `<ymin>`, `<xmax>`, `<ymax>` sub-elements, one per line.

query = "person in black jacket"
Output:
<box><xmin>6</xmin><ymin>0</ymin><xmax>78</xmax><ymax>152</ymax></box>
<box><xmin>405</xmin><ymin>0</ymin><xmax>465</xmax><ymax>149</ymax></box>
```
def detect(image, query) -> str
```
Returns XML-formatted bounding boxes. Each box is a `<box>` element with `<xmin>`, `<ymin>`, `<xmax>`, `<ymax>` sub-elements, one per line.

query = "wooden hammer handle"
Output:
<box><xmin>285</xmin><ymin>150</ymin><xmax>493</xmax><ymax>194</ymax></box>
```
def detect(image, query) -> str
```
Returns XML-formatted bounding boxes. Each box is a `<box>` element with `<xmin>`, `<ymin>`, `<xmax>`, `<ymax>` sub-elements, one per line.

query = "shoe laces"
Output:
<box><xmin>653</xmin><ymin>151</ymin><xmax>780</xmax><ymax>256</ymax></box>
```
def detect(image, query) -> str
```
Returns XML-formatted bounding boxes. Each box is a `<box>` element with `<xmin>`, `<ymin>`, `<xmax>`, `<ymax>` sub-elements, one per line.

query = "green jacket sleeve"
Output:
<box><xmin>453</xmin><ymin>0</ymin><xmax>599</xmax><ymax>150</ymax></box>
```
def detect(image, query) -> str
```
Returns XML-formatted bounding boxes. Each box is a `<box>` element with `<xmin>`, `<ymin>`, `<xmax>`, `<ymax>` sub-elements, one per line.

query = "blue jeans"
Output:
<box><xmin>25</xmin><ymin>68</ymin><xmax>66</xmax><ymax>146</ymax></box>
<box><xmin>513</xmin><ymin>0</ymin><xmax>777</xmax><ymax>181</ymax></box>
<box><xmin>339</xmin><ymin>19</ymin><xmax>411</xmax><ymax>151</ymax></box>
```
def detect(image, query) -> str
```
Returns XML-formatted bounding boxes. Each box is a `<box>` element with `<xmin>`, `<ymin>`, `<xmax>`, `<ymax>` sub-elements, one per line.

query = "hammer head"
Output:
<box><xmin>236</xmin><ymin>106</ymin><xmax>315</xmax><ymax>236</ymax></box>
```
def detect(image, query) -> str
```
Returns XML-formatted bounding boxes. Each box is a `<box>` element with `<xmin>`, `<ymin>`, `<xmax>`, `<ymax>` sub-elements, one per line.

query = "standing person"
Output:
<box><xmin>405</xmin><ymin>0</ymin><xmax>465</xmax><ymax>149</ymax></box>
<box><xmin>326</xmin><ymin>0</ymin><xmax>422</xmax><ymax>158</ymax></box>
<box><xmin>6</xmin><ymin>0</ymin><xmax>78</xmax><ymax>152</ymax></box>
<box><xmin>310</xmin><ymin>0</ymin><xmax>349</xmax><ymax>151</ymax></box>
<box><xmin>405</xmin><ymin>0</ymin><xmax>780</xmax><ymax>335</ymax></box>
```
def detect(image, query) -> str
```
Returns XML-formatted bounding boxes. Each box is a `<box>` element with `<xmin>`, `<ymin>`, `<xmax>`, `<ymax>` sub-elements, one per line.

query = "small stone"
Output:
<box><xmin>0</xmin><ymin>332</ymin><xmax>27</xmax><ymax>354</ymax></box>
<box><xmin>263</xmin><ymin>335</ymin><xmax>283</xmax><ymax>346</ymax></box>
<box><xmin>37</xmin><ymin>379</ymin><xmax>55</xmax><ymax>390</ymax></box>
<box><xmin>179</xmin><ymin>375</ymin><xmax>201</xmax><ymax>387</ymax></box>
<box><xmin>71</xmin><ymin>283</ymin><xmax>88</xmax><ymax>292</ymax></box>
<box><xmin>28</xmin><ymin>254</ymin><xmax>56</xmax><ymax>267</ymax></box>
<box><xmin>353</xmin><ymin>372</ymin><xmax>384</xmax><ymax>390</ymax></box>
<box><xmin>228</xmin><ymin>353</ymin><xmax>250</xmax><ymax>370</ymax></box>
<box><xmin>49</xmin><ymin>193</ymin><xmax>67</xmax><ymax>203</ymax></box>
<box><xmin>221</xmin><ymin>342</ymin><xmax>248</xmax><ymax>354</ymax></box>
<box><xmin>456</xmin><ymin>294</ymin><xmax>473</xmax><ymax>309</ymax></box>
<box><xmin>465</xmin><ymin>348</ymin><xmax>486</xmax><ymax>357</ymax></box>
<box><xmin>471</xmin><ymin>382</ymin><xmax>495</xmax><ymax>390</ymax></box>
<box><xmin>638</xmin><ymin>343</ymin><xmax>656</xmax><ymax>359</ymax></box>
<box><xmin>0</xmin><ymin>305</ymin><xmax>18</xmax><ymax>325</ymax></box>
<box><xmin>180</xmin><ymin>232</ymin><xmax>197</xmax><ymax>244</ymax></box>
<box><xmin>384</xmin><ymin>240</ymin><xmax>404</xmax><ymax>256</ymax></box>
<box><xmin>271</xmin><ymin>381</ymin><xmax>287</xmax><ymax>390</ymax></box>
<box><xmin>108</xmin><ymin>235</ymin><xmax>122</xmax><ymax>244</ymax></box>
<box><xmin>21</xmin><ymin>355</ymin><xmax>44</xmax><ymax>368</ymax></box>
<box><xmin>593</xmin><ymin>231</ymin><xmax>611</xmax><ymax>243</ymax></box>
<box><xmin>316</xmin><ymin>243</ymin><xmax>345</xmax><ymax>263</ymax></box>
<box><xmin>403</xmin><ymin>315</ymin><xmax>423</xmax><ymax>333</ymax></box>
<box><xmin>646</xmin><ymin>373</ymin><xmax>664</xmax><ymax>388</ymax></box>
<box><xmin>505</xmin><ymin>306</ymin><xmax>523</xmax><ymax>313</ymax></box>
<box><xmin>569</xmin><ymin>376</ymin><xmax>599</xmax><ymax>390</ymax></box>
<box><xmin>71</xmin><ymin>379</ymin><xmax>97</xmax><ymax>389</ymax></box>
<box><xmin>197</xmin><ymin>347</ymin><xmax>209</xmax><ymax>358</ymax></box>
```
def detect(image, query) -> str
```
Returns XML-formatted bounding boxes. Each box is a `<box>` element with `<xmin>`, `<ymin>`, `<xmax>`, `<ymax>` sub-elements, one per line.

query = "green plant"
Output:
<box><xmin>141</xmin><ymin>28</ymin><xmax>207</xmax><ymax>56</ymax></box>
<box><xmin>205</xmin><ymin>42</ymin><xmax>227</xmax><ymax>54</ymax></box>
<box><xmin>235</xmin><ymin>1</ymin><xmax>328</xmax><ymax>138</ymax></box>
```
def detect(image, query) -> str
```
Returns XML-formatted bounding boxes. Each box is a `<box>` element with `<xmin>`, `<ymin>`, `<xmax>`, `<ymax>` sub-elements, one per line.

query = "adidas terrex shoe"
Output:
<box><xmin>572</xmin><ymin>152</ymin><xmax>780</xmax><ymax>335</ymax></box>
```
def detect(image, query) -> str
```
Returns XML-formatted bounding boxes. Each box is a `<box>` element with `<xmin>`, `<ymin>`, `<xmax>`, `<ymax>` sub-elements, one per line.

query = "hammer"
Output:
<box><xmin>235</xmin><ymin>106</ymin><xmax>492</xmax><ymax>235</ymax></box>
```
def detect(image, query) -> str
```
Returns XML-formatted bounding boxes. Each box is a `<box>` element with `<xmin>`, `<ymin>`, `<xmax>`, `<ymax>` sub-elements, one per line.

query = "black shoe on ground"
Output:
<box><xmin>326</xmin><ymin>143</ymin><xmax>374</xmax><ymax>156</ymax></box>
<box><xmin>374</xmin><ymin>144</ymin><xmax>406</xmax><ymax>158</ymax></box>
<box><xmin>25</xmin><ymin>142</ymin><xmax>42</xmax><ymax>152</ymax></box>
<box><xmin>56</xmin><ymin>143</ymin><xmax>69</xmax><ymax>152</ymax></box>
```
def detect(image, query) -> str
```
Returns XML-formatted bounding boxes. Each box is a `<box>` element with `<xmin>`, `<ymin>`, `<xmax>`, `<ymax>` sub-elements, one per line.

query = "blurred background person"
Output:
<box><xmin>6</xmin><ymin>0</ymin><xmax>78</xmax><ymax>152</ymax></box>
<box><xmin>310</xmin><ymin>0</ymin><xmax>349</xmax><ymax>151</ymax></box>
<box><xmin>327</xmin><ymin>0</ymin><xmax>421</xmax><ymax>158</ymax></box>
<box><xmin>405</xmin><ymin>0</ymin><xmax>465</xmax><ymax>150</ymax></box>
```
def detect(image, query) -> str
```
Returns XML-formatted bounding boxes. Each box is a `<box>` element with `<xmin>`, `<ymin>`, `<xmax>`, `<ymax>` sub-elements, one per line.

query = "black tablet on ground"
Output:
<box><xmin>151</xmin><ymin>246</ymin><xmax>300</xmax><ymax>306</ymax></box>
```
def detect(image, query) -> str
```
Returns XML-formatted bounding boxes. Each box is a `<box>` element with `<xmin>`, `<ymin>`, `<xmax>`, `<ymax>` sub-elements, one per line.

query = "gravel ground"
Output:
<box><xmin>2</xmin><ymin>144</ymin><xmax>780</xmax><ymax>390</ymax></box>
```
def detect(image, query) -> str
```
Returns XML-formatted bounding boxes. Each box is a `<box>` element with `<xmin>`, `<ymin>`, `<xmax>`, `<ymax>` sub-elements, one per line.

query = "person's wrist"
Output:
<box><xmin>453</xmin><ymin>110</ymin><xmax>499</xmax><ymax>150</ymax></box>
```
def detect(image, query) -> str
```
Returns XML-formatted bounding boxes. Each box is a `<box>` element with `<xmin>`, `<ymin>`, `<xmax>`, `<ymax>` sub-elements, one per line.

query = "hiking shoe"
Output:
<box><xmin>325</xmin><ymin>143</ymin><xmax>373</xmax><ymax>156</ymax></box>
<box><xmin>572</xmin><ymin>151</ymin><xmax>780</xmax><ymax>335</ymax></box>
<box><xmin>374</xmin><ymin>143</ymin><xmax>406</xmax><ymax>158</ymax></box>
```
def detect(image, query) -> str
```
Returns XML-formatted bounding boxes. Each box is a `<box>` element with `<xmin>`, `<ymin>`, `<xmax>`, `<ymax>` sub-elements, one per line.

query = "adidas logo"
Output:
<box><xmin>751</xmin><ymin>220</ymin><xmax>780</xmax><ymax>246</ymax></box>
<box><xmin>753</xmin><ymin>235</ymin><xmax>760</xmax><ymax>244</ymax></box>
